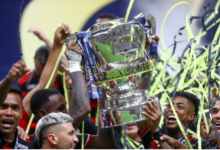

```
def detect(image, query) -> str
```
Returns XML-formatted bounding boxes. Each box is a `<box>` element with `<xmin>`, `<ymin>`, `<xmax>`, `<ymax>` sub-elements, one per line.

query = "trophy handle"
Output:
<box><xmin>144</xmin><ymin>14</ymin><xmax>156</xmax><ymax>35</ymax></box>
<box><xmin>65</xmin><ymin>33</ymin><xmax>77</xmax><ymax>48</ymax></box>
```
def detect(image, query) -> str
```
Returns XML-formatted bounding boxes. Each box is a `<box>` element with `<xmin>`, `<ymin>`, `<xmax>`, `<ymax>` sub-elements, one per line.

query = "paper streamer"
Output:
<box><xmin>124</xmin><ymin>0</ymin><xmax>135</xmax><ymax>22</ymax></box>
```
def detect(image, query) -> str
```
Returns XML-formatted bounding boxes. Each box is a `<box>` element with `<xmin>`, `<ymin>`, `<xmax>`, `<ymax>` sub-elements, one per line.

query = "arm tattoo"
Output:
<box><xmin>69</xmin><ymin>71</ymin><xmax>90</xmax><ymax>129</ymax></box>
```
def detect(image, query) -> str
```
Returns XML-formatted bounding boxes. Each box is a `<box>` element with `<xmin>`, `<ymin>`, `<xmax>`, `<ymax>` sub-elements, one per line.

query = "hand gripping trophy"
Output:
<box><xmin>66</xmin><ymin>13</ymin><xmax>161</xmax><ymax>128</ymax></box>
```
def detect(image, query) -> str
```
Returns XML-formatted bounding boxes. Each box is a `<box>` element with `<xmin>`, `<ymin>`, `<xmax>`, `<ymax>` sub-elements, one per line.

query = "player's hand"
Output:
<box><xmin>7</xmin><ymin>60</ymin><xmax>31</xmax><ymax>82</ymax></box>
<box><xmin>53</xmin><ymin>23</ymin><xmax>71</xmax><ymax>48</ymax></box>
<box><xmin>153</xmin><ymin>135</ymin><xmax>188</xmax><ymax>149</ymax></box>
<box><xmin>28</xmin><ymin>27</ymin><xmax>49</xmax><ymax>43</ymax></box>
<box><xmin>145</xmin><ymin>34</ymin><xmax>160</xmax><ymax>50</ymax></box>
<box><xmin>67</xmin><ymin>40</ymin><xmax>84</xmax><ymax>55</ymax></box>
<box><xmin>17</xmin><ymin>126</ymin><xmax>29</xmax><ymax>141</ymax></box>
<box><xmin>142</xmin><ymin>100</ymin><xmax>161</xmax><ymax>134</ymax></box>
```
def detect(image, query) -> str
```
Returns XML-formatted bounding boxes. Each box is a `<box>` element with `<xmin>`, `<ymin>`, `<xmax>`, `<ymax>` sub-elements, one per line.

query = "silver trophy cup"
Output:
<box><xmin>66</xmin><ymin>13</ymin><xmax>161</xmax><ymax>128</ymax></box>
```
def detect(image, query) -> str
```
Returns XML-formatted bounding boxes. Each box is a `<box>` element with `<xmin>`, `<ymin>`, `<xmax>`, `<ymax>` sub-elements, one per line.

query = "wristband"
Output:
<box><xmin>69</xmin><ymin>61</ymin><xmax>81</xmax><ymax>73</ymax></box>
<box><xmin>66</xmin><ymin>49</ymin><xmax>82</xmax><ymax>73</ymax></box>
<box><xmin>153</xmin><ymin>130</ymin><xmax>163</xmax><ymax>141</ymax></box>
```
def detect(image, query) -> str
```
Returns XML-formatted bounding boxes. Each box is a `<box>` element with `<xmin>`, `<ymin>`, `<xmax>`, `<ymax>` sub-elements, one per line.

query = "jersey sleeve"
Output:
<box><xmin>18</xmin><ymin>107</ymin><xmax>30</xmax><ymax>131</ymax></box>
<box><xmin>28</xmin><ymin>134</ymin><xmax>40</xmax><ymax>149</ymax></box>
<box><xmin>201</xmin><ymin>138</ymin><xmax>217</xmax><ymax>149</ymax></box>
<box><xmin>137</xmin><ymin>125</ymin><xmax>157</xmax><ymax>149</ymax></box>
<box><xmin>75</xmin><ymin>134</ymin><xmax>92</xmax><ymax>149</ymax></box>
<box><xmin>187</xmin><ymin>134</ymin><xmax>198</xmax><ymax>149</ymax></box>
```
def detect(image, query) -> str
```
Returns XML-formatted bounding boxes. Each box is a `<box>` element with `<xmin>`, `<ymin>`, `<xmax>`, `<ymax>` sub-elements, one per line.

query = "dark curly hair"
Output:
<box><xmin>30</xmin><ymin>89</ymin><xmax>60</xmax><ymax>121</ymax></box>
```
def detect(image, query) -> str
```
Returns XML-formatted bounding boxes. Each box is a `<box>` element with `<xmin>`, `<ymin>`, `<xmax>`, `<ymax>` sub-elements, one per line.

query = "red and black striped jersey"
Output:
<box><xmin>17</xmin><ymin>70</ymin><xmax>64</xmax><ymax>98</ymax></box>
<box><xmin>0</xmin><ymin>130</ymin><xmax>34</xmax><ymax>149</ymax></box>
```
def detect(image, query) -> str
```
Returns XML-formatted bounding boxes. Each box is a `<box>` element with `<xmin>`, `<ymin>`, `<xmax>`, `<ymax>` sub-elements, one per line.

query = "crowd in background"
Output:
<box><xmin>0</xmin><ymin>13</ymin><xmax>219</xmax><ymax>149</ymax></box>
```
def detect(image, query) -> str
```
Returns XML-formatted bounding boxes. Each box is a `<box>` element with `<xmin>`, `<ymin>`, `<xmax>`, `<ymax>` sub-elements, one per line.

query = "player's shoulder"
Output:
<box><xmin>18</xmin><ymin>136</ymin><xmax>34</xmax><ymax>149</ymax></box>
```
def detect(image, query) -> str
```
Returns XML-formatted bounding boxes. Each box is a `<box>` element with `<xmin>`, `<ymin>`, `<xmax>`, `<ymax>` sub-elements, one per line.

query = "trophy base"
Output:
<box><xmin>99</xmin><ymin>96</ymin><xmax>160</xmax><ymax>128</ymax></box>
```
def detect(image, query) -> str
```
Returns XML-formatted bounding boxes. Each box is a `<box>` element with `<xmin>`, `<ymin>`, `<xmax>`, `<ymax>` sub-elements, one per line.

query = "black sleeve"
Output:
<box><xmin>78</xmin><ymin>116</ymin><xmax>97</xmax><ymax>135</ymax></box>
<box><xmin>29</xmin><ymin>134</ymin><xmax>40</xmax><ymax>149</ymax></box>
<box><xmin>137</xmin><ymin>125</ymin><xmax>155</xmax><ymax>149</ymax></box>
<box><xmin>201</xmin><ymin>138</ymin><xmax>217</xmax><ymax>149</ymax></box>
<box><xmin>141</xmin><ymin>130</ymin><xmax>152</xmax><ymax>149</ymax></box>
<box><xmin>112</xmin><ymin>126</ymin><xmax>123</xmax><ymax>149</ymax></box>
<box><xmin>75</xmin><ymin>134</ymin><xmax>92</xmax><ymax>149</ymax></box>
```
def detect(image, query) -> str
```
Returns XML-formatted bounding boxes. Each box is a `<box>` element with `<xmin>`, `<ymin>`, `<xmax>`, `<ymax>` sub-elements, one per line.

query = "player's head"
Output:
<box><xmin>35</xmin><ymin>112</ymin><xmax>78</xmax><ymax>149</ymax></box>
<box><xmin>96</xmin><ymin>13</ymin><xmax>117</xmax><ymax>23</ymax></box>
<box><xmin>211</xmin><ymin>97</ymin><xmax>220</xmax><ymax>133</ymax></box>
<box><xmin>30</xmin><ymin>89</ymin><xmax>68</xmax><ymax>121</ymax></box>
<box><xmin>0</xmin><ymin>86</ymin><xmax>22</xmax><ymax>137</ymax></box>
<box><xmin>164</xmin><ymin>91</ymin><xmax>200</xmax><ymax>132</ymax></box>
<box><xmin>125</xmin><ymin>123</ymin><xmax>139</xmax><ymax>140</ymax></box>
<box><xmin>34</xmin><ymin>45</ymin><xmax>50</xmax><ymax>76</ymax></box>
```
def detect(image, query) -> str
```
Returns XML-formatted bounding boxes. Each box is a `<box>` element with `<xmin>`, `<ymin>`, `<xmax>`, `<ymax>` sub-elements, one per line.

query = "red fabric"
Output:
<box><xmin>18</xmin><ymin>108</ymin><xmax>30</xmax><ymax>131</ymax></box>
<box><xmin>90</xmin><ymin>117</ymin><xmax>96</xmax><ymax>123</ymax></box>
<box><xmin>30</xmin><ymin>122</ymin><xmax>37</xmax><ymax>129</ymax></box>
<box><xmin>137</xmin><ymin>125</ymin><xmax>150</xmax><ymax>137</ymax></box>
<box><xmin>28</xmin><ymin>134</ymin><xmax>35</xmax><ymax>138</ymax></box>
<box><xmin>90</xmin><ymin>101</ymin><xmax>98</xmax><ymax>109</ymax></box>
<box><xmin>21</xmin><ymin>92</ymin><xmax>26</xmax><ymax>97</ymax></box>
<box><xmin>84</xmin><ymin>135</ymin><xmax>92</xmax><ymax>149</ymax></box>
<box><xmin>3</xmin><ymin>145</ymin><xmax>12</xmax><ymax>149</ymax></box>
<box><xmin>54</xmin><ymin>76</ymin><xmax>61</xmax><ymax>89</ymax></box>
<box><xmin>18</xmin><ymin>72</ymin><xmax>32</xmax><ymax>85</ymax></box>
<box><xmin>18</xmin><ymin>135</ymin><xmax>33</xmax><ymax>145</ymax></box>
<box><xmin>150</xmin><ymin>140</ymin><xmax>157</xmax><ymax>149</ymax></box>
<box><xmin>187</xmin><ymin>134</ymin><xmax>198</xmax><ymax>141</ymax></box>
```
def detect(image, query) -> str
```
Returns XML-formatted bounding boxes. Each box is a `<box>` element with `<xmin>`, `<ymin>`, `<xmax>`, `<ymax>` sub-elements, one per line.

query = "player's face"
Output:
<box><xmin>56</xmin><ymin>122</ymin><xmax>79</xmax><ymax>149</ymax></box>
<box><xmin>0</xmin><ymin>93</ymin><xmax>22</xmax><ymax>136</ymax></box>
<box><xmin>126</xmin><ymin>123</ymin><xmax>138</xmax><ymax>138</ymax></box>
<box><xmin>45</xmin><ymin>94</ymin><xmax>68</xmax><ymax>114</ymax></box>
<box><xmin>34</xmin><ymin>58</ymin><xmax>44</xmax><ymax>77</ymax></box>
<box><xmin>211</xmin><ymin>100</ymin><xmax>220</xmax><ymax>133</ymax></box>
<box><xmin>164</xmin><ymin>96</ymin><xmax>192</xmax><ymax>131</ymax></box>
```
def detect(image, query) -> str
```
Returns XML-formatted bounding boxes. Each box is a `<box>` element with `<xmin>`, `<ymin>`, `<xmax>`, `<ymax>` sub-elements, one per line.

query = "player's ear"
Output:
<box><xmin>188</xmin><ymin>112</ymin><xmax>195</xmax><ymax>122</ymax></box>
<box><xmin>200</xmin><ymin>122</ymin><xmax>208</xmax><ymax>136</ymax></box>
<box><xmin>48</xmin><ymin>133</ymin><xmax>58</xmax><ymax>145</ymax></box>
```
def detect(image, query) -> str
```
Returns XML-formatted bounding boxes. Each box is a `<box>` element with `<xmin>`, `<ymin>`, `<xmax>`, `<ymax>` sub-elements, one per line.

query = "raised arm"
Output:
<box><xmin>65</xmin><ymin>40</ymin><xmax>90</xmax><ymax>129</ymax></box>
<box><xmin>142</xmin><ymin>100</ymin><xmax>171</xmax><ymax>149</ymax></box>
<box><xmin>87</xmin><ymin>89</ymin><xmax>115</xmax><ymax>148</ymax></box>
<box><xmin>0</xmin><ymin>60</ymin><xmax>30</xmax><ymax>105</ymax></box>
<box><xmin>28</xmin><ymin>27</ymin><xmax>53</xmax><ymax>49</ymax></box>
<box><xmin>60</xmin><ymin>64</ymin><xmax>97</xmax><ymax>134</ymax></box>
<box><xmin>23</xmin><ymin>24</ymin><xmax>71</xmax><ymax>118</ymax></box>
<box><xmin>66</xmin><ymin>41</ymin><xmax>114</xmax><ymax>148</ymax></box>
<box><xmin>28</xmin><ymin>27</ymin><xmax>69</xmax><ymax>69</ymax></box>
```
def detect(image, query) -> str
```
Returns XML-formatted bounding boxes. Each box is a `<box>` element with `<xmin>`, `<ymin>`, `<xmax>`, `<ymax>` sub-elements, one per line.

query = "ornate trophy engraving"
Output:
<box><xmin>66</xmin><ymin>13</ymin><xmax>161</xmax><ymax>128</ymax></box>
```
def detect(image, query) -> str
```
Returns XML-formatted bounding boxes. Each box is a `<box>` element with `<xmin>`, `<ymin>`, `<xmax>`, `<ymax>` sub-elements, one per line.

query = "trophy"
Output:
<box><xmin>66</xmin><ymin>13</ymin><xmax>161</xmax><ymax>128</ymax></box>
